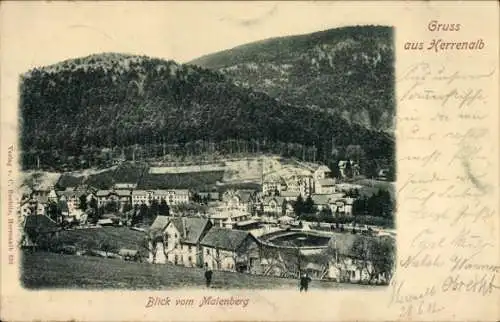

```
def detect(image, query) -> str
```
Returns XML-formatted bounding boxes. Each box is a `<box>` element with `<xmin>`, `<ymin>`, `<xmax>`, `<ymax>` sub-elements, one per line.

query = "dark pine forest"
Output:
<box><xmin>20</xmin><ymin>26</ymin><xmax>395</xmax><ymax>176</ymax></box>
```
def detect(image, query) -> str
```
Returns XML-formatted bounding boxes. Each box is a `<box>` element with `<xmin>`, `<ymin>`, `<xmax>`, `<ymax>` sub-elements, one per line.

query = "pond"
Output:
<box><xmin>268</xmin><ymin>232</ymin><xmax>331</xmax><ymax>247</ymax></box>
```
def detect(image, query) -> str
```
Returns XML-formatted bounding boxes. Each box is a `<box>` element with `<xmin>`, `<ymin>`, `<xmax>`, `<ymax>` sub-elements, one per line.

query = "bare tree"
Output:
<box><xmin>321</xmin><ymin>244</ymin><xmax>351</xmax><ymax>282</ymax></box>
<box><xmin>143</xmin><ymin>231</ymin><xmax>180</xmax><ymax>264</ymax></box>
<box><xmin>351</xmin><ymin>236</ymin><xmax>395</xmax><ymax>284</ymax></box>
<box><xmin>259</xmin><ymin>243</ymin><xmax>302</xmax><ymax>278</ymax></box>
<box><xmin>142</xmin><ymin>232</ymin><xmax>161</xmax><ymax>263</ymax></box>
<box><xmin>212</xmin><ymin>248</ymin><xmax>236</xmax><ymax>271</ymax></box>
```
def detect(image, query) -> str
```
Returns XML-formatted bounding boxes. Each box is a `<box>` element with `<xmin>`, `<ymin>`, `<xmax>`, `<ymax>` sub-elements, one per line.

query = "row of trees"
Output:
<box><xmin>291</xmin><ymin>188</ymin><xmax>394</xmax><ymax>227</ymax></box>
<box><xmin>352</xmin><ymin>190</ymin><xmax>393</xmax><ymax>218</ymax></box>
<box><xmin>293</xmin><ymin>195</ymin><xmax>317</xmax><ymax>216</ymax></box>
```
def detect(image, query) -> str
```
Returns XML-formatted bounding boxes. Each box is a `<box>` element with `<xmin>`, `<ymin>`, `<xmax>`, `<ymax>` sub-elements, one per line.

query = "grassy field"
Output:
<box><xmin>57</xmin><ymin>227</ymin><xmax>147</xmax><ymax>254</ymax></box>
<box><xmin>113</xmin><ymin>162</ymin><xmax>148</xmax><ymax>184</ymax></box>
<box><xmin>21</xmin><ymin>252</ymin><xmax>378</xmax><ymax>290</ymax></box>
<box><xmin>138</xmin><ymin>170</ymin><xmax>225</xmax><ymax>190</ymax></box>
<box><xmin>55</xmin><ymin>174</ymin><xmax>85</xmax><ymax>189</ymax></box>
<box><xmin>86</xmin><ymin>168</ymin><xmax>116</xmax><ymax>189</ymax></box>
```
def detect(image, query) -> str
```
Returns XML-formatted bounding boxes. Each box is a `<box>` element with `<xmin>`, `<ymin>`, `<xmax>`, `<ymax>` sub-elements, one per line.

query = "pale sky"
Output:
<box><xmin>1</xmin><ymin>1</ymin><xmax>397</xmax><ymax>73</ymax></box>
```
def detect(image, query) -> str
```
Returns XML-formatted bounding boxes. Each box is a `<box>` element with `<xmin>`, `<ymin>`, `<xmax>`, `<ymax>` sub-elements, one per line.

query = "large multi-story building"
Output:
<box><xmin>96</xmin><ymin>189</ymin><xmax>132</xmax><ymax>209</ymax></box>
<box><xmin>131</xmin><ymin>189</ymin><xmax>190</xmax><ymax>206</ymax></box>
<box><xmin>262</xmin><ymin>175</ymin><xmax>286</xmax><ymax>196</ymax></box>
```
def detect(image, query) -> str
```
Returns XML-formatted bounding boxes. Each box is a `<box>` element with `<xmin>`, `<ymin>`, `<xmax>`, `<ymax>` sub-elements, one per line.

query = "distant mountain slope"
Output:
<box><xmin>189</xmin><ymin>25</ymin><xmax>395</xmax><ymax>132</ymax></box>
<box><xmin>20</xmin><ymin>52</ymin><xmax>393</xmax><ymax>171</ymax></box>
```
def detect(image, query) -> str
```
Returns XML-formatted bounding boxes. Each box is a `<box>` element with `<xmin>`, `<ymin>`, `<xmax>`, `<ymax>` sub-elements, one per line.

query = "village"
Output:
<box><xmin>19</xmin><ymin>156</ymin><xmax>396</xmax><ymax>287</ymax></box>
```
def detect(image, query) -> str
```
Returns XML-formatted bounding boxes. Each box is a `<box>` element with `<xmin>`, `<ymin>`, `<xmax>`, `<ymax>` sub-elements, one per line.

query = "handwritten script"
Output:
<box><xmin>392</xmin><ymin>61</ymin><xmax>498</xmax><ymax>319</ymax></box>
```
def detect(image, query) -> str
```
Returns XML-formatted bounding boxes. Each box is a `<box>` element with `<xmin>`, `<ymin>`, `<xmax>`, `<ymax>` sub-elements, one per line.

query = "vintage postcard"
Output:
<box><xmin>1</xmin><ymin>1</ymin><xmax>499</xmax><ymax>321</ymax></box>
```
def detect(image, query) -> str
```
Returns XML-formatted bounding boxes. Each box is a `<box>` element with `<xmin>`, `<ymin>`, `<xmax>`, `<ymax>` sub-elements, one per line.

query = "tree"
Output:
<box><xmin>143</xmin><ymin>231</ymin><xmax>163</xmax><ymax>264</ymax></box>
<box><xmin>379</xmin><ymin>190</ymin><xmax>394</xmax><ymax>218</ymax></box>
<box><xmin>320</xmin><ymin>243</ymin><xmax>350</xmax><ymax>282</ymax></box>
<box><xmin>158</xmin><ymin>199</ymin><xmax>170</xmax><ymax>216</ymax></box>
<box><xmin>363</xmin><ymin>160</ymin><xmax>379</xmax><ymax>179</ymax></box>
<box><xmin>123</xmin><ymin>201</ymin><xmax>133</xmax><ymax>213</ymax></box>
<box><xmin>212</xmin><ymin>247</ymin><xmax>236</xmax><ymax>271</ymax></box>
<box><xmin>293</xmin><ymin>195</ymin><xmax>304</xmax><ymax>217</ymax></box>
<box><xmin>192</xmin><ymin>192</ymin><xmax>202</xmax><ymax>204</ymax></box>
<box><xmin>171</xmin><ymin>202</ymin><xmax>208</xmax><ymax>216</ymax></box>
<box><xmin>371</xmin><ymin>237</ymin><xmax>396</xmax><ymax>283</ymax></box>
<box><xmin>47</xmin><ymin>201</ymin><xmax>62</xmax><ymax>223</ymax></box>
<box><xmin>89</xmin><ymin>196</ymin><xmax>98</xmax><ymax>211</ymax></box>
<box><xmin>344</xmin><ymin>161</ymin><xmax>353</xmax><ymax>179</ymax></box>
<box><xmin>149</xmin><ymin>199</ymin><xmax>160</xmax><ymax>222</ymax></box>
<box><xmin>319</xmin><ymin>207</ymin><xmax>332</xmax><ymax>221</ymax></box>
<box><xmin>303</xmin><ymin>196</ymin><xmax>315</xmax><ymax>214</ymax></box>
<box><xmin>85</xmin><ymin>207</ymin><xmax>99</xmax><ymax>224</ymax></box>
<box><xmin>104</xmin><ymin>199</ymin><xmax>119</xmax><ymax>213</ymax></box>
<box><xmin>329</xmin><ymin>161</ymin><xmax>341</xmax><ymax>179</ymax></box>
<box><xmin>138</xmin><ymin>203</ymin><xmax>149</xmax><ymax>223</ymax></box>
<box><xmin>259</xmin><ymin>243</ymin><xmax>303</xmax><ymax>278</ymax></box>
<box><xmin>346</xmin><ymin>145</ymin><xmax>365</xmax><ymax>164</ymax></box>
<box><xmin>281</xmin><ymin>199</ymin><xmax>288</xmax><ymax>217</ymax></box>
<box><xmin>258</xmin><ymin>246</ymin><xmax>284</xmax><ymax>275</ymax></box>
<box><xmin>351</xmin><ymin>235</ymin><xmax>395</xmax><ymax>284</ymax></box>
<box><xmin>78</xmin><ymin>194</ymin><xmax>88</xmax><ymax>211</ymax></box>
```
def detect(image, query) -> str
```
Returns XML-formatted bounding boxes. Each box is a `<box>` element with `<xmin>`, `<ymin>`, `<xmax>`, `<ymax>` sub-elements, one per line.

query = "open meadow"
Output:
<box><xmin>56</xmin><ymin>227</ymin><xmax>147</xmax><ymax>254</ymax></box>
<box><xmin>22</xmin><ymin>252</ymin><xmax>379</xmax><ymax>290</ymax></box>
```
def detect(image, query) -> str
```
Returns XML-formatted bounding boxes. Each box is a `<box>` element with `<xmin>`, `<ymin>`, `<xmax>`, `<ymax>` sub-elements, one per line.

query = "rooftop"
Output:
<box><xmin>200</xmin><ymin>227</ymin><xmax>255</xmax><ymax>251</ymax></box>
<box><xmin>168</xmin><ymin>217</ymin><xmax>212</xmax><ymax>244</ymax></box>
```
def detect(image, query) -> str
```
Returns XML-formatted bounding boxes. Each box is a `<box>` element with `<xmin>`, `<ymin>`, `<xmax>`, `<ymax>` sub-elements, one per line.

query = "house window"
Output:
<box><xmin>188</xmin><ymin>256</ymin><xmax>192</xmax><ymax>263</ymax></box>
<box><xmin>206</xmin><ymin>249</ymin><xmax>209</xmax><ymax>255</ymax></box>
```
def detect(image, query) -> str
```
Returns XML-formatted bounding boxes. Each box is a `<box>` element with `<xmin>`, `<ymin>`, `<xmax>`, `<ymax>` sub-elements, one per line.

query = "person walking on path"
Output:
<box><xmin>204</xmin><ymin>263</ymin><xmax>213</xmax><ymax>288</ymax></box>
<box><xmin>299</xmin><ymin>272</ymin><xmax>311</xmax><ymax>292</ymax></box>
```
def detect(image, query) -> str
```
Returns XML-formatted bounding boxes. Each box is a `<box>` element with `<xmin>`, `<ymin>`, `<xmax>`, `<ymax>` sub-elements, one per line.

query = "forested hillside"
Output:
<box><xmin>190</xmin><ymin>26</ymin><xmax>395</xmax><ymax>132</ymax></box>
<box><xmin>20</xmin><ymin>52</ymin><xmax>394</xmax><ymax>173</ymax></box>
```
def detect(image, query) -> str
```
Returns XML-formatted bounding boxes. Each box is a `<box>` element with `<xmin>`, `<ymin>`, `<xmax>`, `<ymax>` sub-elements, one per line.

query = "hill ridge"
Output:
<box><xmin>20</xmin><ymin>51</ymin><xmax>394</xmax><ymax>175</ymax></box>
<box><xmin>189</xmin><ymin>25</ymin><xmax>395</xmax><ymax>132</ymax></box>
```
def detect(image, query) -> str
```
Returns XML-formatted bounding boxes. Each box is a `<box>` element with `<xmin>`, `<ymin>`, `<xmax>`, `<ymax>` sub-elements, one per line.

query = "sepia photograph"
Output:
<box><xmin>18</xmin><ymin>24</ymin><xmax>396</xmax><ymax>290</ymax></box>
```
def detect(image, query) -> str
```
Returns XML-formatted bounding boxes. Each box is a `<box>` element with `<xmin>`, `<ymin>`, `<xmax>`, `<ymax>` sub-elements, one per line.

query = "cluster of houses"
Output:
<box><xmin>19</xmin><ymin>183</ymin><xmax>192</xmax><ymax>223</ymax></box>
<box><xmin>19</xmin><ymin>161</ymin><xmax>360</xmax><ymax>229</ymax></box>
<box><xmin>18</xmin><ymin>158</ymin><xmax>393</xmax><ymax>284</ymax></box>
<box><xmin>260</xmin><ymin>163</ymin><xmax>355</xmax><ymax>216</ymax></box>
<box><xmin>145</xmin><ymin>215</ymin><xmax>389</xmax><ymax>284</ymax></box>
